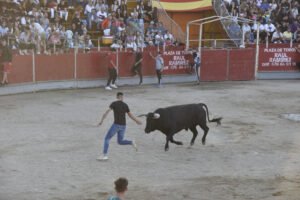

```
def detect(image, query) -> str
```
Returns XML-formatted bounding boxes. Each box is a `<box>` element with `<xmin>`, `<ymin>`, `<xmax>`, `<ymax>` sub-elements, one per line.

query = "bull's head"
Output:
<box><xmin>138</xmin><ymin>112</ymin><xmax>160</xmax><ymax>134</ymax></box>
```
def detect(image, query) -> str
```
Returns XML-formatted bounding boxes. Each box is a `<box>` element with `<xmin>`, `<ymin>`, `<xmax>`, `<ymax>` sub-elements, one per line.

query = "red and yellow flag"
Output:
<box><xmin>152</xmin><ymin>0</ymin><xmax>212</xmax><ymax>12</ymax></box>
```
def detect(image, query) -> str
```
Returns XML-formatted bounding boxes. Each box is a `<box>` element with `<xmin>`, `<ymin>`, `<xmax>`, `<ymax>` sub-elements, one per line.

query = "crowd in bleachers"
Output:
<box><xmin>223</xmin><ymin>0</ymin><xmax>300</xmax><ymax>44</ymax></box>
<box><xmin>0</xmin><ymin>0</ymin><xmax>178</xmax><ymax>55</ymax></box>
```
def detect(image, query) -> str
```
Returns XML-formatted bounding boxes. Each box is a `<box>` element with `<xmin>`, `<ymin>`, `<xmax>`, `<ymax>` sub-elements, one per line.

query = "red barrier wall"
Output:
<box><xmin>258</xmin><ymin>43</ymin><xmax>299</xmax><ymax>71</ymax></box>
<box><xmin>0</xmin><ymin>55</ymin><xmax>33</xmax><ymax>84</ymax></box>
<box><xmin>35</xmin><ymin>54</ymin><xmax>74</xmax><ymax>81</ymax></box>
<box><xmin>118</xmin><ymin>52</ymin><xmax>136</xmax><ymax>77</ymax></box>
<box><xmin>76</xmin><ymin>52</ymin><xmax>108</xmax><ymax>79</ymax></box>
<box><xmin>200</xmin><ymin>50</ymin><xmax>228</xmax><ymax>81</ymax></box>
<box><xmin>0</xmin><ymin>47</ymin><xmax>259</xmax><ymax>86</ymax></box>
<box><xmin>228</xmin><ymin>49</ymin><xmax>255</xmax><ymax>80</ymax></box>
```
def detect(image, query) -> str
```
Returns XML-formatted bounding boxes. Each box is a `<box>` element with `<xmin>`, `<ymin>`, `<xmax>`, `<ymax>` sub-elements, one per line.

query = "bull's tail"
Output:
<box><xmin>201</xmin><ymin>104</ymin><xmax>222</xmax><ymax>126</ymax></box>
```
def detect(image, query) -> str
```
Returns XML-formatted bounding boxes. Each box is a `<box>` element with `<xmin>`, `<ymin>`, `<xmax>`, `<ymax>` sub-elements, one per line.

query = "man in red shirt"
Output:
<box><xmin>106</xmin><ymin>48</ymin><xmax>118</xmax><ymax>90</ymax></box>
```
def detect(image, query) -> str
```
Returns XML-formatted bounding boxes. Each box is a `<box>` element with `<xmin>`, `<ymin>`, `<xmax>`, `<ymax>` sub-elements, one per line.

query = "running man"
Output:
<box><xmin>149</xmin><ymin>51</ymin><xmax>164</xmax><ymax>88</ymax></box>
<box><xmin>130</xmin><ymin>47</ymin><xmax>143</xmax><ymax>85</ymax></box>
<box><xmin>97</xmin><ymin>92</ymin><xmax>142</xmax><ymax>161</ymax></box>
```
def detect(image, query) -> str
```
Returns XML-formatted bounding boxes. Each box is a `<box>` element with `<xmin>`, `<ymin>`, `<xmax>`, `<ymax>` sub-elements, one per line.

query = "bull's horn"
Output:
<box><xmin>153</xmin><ymin>113</ymin><xmax>160</xmax><ymax>119</ymax></box>
<box><xmin>138</xmin><ymin>114</ymin><xmax>148</xmax><ymax>117</ymax></box>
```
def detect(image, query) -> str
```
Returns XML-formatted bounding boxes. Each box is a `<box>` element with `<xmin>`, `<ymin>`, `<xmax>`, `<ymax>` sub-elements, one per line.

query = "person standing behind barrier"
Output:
<box><xmin>97</xmin><ymin>92</ymin><xmax>142</xmax><ymax>161</ymax></box>
<box><xmin>0</xmin><ymin>40</ymin><xmax>12</xmax><ymax>87</ymax></box>
<box><xmin>190</xmin><ymin>49</ymin><xmax>200</xmax><ymax>85</ymax></box>
<box><xmin>295</xmin><ymin>47</ymin><xmax>300</xmax><ymax>70</ymax></box>
<box><xmin>106</xmin><ymin>48</ymin><xmax>118</xmax><ymax>90</ymax></box>
<box><xmin>130</xmin><ymin>47</ymin><xmax>143</xmax><ymax>85</ymax></box>
<box><xmin>108</xmin><ymin>177</ymin><xmax>129</xmax><ymax>200</ymax></box>
<box><xmin>149</xmin><ymin>51</ymin><xmax>164</xmax><ymax>88</ymax></box>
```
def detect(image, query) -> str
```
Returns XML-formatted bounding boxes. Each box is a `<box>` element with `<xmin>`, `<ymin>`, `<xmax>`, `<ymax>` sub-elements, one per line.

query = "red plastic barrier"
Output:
<box><xmin>35</xmin><ymin>54</ymin><xmax>75</xmax><ymax>81</ymax></box>
<box><xmin>228</xmin><ymin>49</ymin><xmax>255</xmax><ymax>80</ymax></box>
<box><xmin>0</xmin><ymin>55</ymin><xmax>33</xmax><ymax>84</ymax></box>
<box><xmin>200</xmin><ymin>50</ymin><xmax>227</xmax><ymax>81</ymax></box>
<box><xmin>258</xmin><ymin>43</ymin><xmax>299</xmax><ymax>71</ymax></box>
<box><xmin>118</xmin><ymin>52</ymin><xmax>136</xmax><ymax>77</ymax></box>
<box><xmin>76</xmin><ymin>52</ymin><xmax>108</xmax><ymax>79</ymax></box>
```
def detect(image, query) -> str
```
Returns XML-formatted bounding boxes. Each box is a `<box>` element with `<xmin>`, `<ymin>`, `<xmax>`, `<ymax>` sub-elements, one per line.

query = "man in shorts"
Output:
<box><xmin>97</xmin><ymin>92</ymin><xmax>142</xmax><ymax>160</ymax></box>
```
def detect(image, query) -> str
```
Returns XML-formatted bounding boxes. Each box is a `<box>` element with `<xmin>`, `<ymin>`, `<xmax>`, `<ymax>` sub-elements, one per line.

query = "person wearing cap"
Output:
<box><xmin>97</xmin><ymin>92</ymin><xmax>142</xmax><ymax>161</ymax></box>
<box><xmin>149</xmin><ymin>51</ymin><xmax>164</xmax><ymax>88</ymax></box>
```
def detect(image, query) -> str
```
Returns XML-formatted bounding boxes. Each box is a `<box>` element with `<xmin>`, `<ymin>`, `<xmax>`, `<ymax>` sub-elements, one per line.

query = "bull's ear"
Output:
<box><xmin>153</xmin><ymin>113</ymin><xmax>160</xmax><ymax>119</ymax></box>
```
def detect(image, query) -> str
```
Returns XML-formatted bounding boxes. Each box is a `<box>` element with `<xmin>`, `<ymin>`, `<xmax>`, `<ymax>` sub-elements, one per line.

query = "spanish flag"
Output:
<box><xmin>152</xmin><ymin>0</ymin><xmax>212</xmax><ymax>12</ymax></box>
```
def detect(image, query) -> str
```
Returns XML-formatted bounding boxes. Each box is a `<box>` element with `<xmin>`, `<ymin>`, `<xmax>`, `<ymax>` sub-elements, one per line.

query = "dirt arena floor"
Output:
<box><xmin>0</xmin><ymin>80</ymin><xmax>300</xmax><ymax>200</ymax></box>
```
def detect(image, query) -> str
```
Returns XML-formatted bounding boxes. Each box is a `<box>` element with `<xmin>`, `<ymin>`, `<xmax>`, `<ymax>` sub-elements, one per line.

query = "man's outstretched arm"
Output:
<box><xmin>128</xmin><ymin>112</ymin><xmax>142</xmax><ymax>125</ymax></box>
<box><xmin>98</xmin><ymin>108</ymin><xmax>111</xmax><ymax>126</ymax></box>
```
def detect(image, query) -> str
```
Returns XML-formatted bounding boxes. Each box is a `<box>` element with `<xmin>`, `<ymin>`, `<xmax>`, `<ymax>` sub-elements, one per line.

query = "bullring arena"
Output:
<box><xmin>1</xmin><ymin>80</ymin><xmax>300</xmax><ymax>200</ymax></box>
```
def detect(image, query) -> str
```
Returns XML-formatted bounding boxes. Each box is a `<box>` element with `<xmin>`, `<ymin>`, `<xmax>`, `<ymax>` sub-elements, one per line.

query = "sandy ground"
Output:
<box><xmin>0</xmin><ymin>80</ymin><xmax>300</xmax><ymax>200</ymax></box>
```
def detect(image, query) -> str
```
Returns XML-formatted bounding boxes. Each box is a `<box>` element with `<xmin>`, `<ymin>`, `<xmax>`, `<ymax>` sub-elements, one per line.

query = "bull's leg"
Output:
<box><xmin>199</xmin><ymin>123</ymin><xmax>209</xmax><ymax>145</ymax></box>
<box><xmin>170</xmin><ymin>136</ymin><xmax>183</xmax><ymax>145</ymax></box>
<box><xmin>189</xmin><ymin>126</ymin><xmax>198</xmax><ymax>146</ymax></box>
<box><xmin>165</xmin><ymin>135</ymin><xmax>171</xmax><ymax>151</ymax></box>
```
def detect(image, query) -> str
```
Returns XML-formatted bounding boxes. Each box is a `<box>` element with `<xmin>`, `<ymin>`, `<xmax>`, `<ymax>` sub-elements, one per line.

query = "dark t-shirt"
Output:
<box><xmin>135</xmin><ymin>52</ymin><xmax>142</xmax><ymax>65</ymax></box>
<box><xmin>109</xmin><ymin>100</ymin><xmax>130</xmax><ymax>125</ymax></box>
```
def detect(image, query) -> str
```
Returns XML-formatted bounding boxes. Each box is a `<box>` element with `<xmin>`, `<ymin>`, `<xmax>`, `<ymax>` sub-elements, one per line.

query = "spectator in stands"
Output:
<box><xmin>156</xmin><ymin>22</ymin><xmax>166</xmax><ymax>34</ymax></box>
<box><xmin>265</xmin><ymin>20</ymin><xmax>276</xmax><ymax>42</ymax></box>
<box><xmin>95</xmin><ymin>0</ymin><xmax>109</xmax><ymax>12</ymax></box>
<box><xmin>155</xmin><ymin>30</ymin><xmax>164</xmax><ymax>46</ymax></box>
<box><xmin>30</xmin><ymin>20</ymin><xmax>48</xmax><ymax>54</ymax></box>
<box><xmin>19</xmin><ymin>27</ymin><xmax>34</xmax><ymax>55</ymax></box>
<box><xmin>126</xmin><ymin>38</ymin><xmax>137</xmax><ymax>51</ymax></box>
<box><xmin>283</xmin><ymin>27</ymin><xmax>293</xmax><ymax>43</ymax></box>
<box><xmin>272</xmin><ymin>29</ymin><xmax>283</xmax><ymax>43</ymax></box>
<box><xmin>0</xmin><ymin>39</ymin><xmax>12</xmax><ymax>86</ymax></box>
<box><xmin>97</xmin><ymin>7</ymin><xmax>107</xmax><ymax>30</ymax></box>
<box><xmin>58</xmin><ymin>0</ymin><xmax>69</xmax><ymax>22</ymax></box>
<box><xmin>119</xmin><ymin>0</ymin><xmax>127</xmax><ymax>13</ymax></box>
<box><xmin>85</xmin><ymin>0</ymin><xmax>95</xmax><ymax>30</ymax></box>
<box><xmin>102</xmin><ymin>14</ymin><xmax>113</xmax><ymax>35</ymax></box>
<box><xmin>111</xmin><ymin>0</ymin><xmax>119</xmax><ymax>12</ymax></box>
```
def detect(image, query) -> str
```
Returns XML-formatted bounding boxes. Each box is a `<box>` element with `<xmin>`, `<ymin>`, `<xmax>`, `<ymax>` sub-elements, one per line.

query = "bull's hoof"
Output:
<box><xmin>202</xmin><ymin>140</ymin><xmax>206</xmax><ymax>145</ymax></box>
<box><xmin>190</xmin><ymin>142</ymin><xmax>194</xmax><ymax>146</ymax></box>
<box><xmin>165</xmin><ymin>147</ymin><xmax>169</xmax><ymax>151</ymax></box>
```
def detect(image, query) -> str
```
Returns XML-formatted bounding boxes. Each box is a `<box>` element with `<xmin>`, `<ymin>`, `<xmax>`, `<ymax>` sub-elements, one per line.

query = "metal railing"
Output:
<box><xmin>213</xmin><ymin>0</ymin><xmax>242</xmax><ymax>47</ymax></box>
<box><xmin>152</xmin><ymin>0</ymin><xmax>186</xmax><ymax>43</ymax></box>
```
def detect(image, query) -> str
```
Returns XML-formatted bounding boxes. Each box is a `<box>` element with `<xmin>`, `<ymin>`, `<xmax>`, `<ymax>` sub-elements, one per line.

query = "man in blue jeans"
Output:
<box><xmin>97</xmin><ymin>92</ymin><xmax>142</xmax><ymax>161</ymax></box>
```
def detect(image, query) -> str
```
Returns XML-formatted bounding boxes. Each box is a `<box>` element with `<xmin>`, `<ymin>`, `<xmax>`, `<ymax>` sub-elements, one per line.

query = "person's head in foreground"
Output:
<box><xmin>108</xmin><ymin>177</ymin><xmax>128</xmax><ymax>200</ymax></box>
<box><xmin>116</xmin><ymin>92</ymin><xmax>124</xmax><ymax>101</ymax></box>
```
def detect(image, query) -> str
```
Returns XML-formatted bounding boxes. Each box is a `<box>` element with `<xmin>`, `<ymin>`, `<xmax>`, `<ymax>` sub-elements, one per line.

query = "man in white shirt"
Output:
<box><xmin>264</xmin><ymin>20</ymin><xmax>275</xmax><ymax>42</ymax></box>
<box><xmin>85</xmin><ymin>0</ymin><xmax>95</xmax><ymax>30</ymax></box>
<box><xmin>164</xmin><ymin>30</ymin><xmax>173</xmax><ymax>42</ymax></box>
<box><xmin>126</xmin><ymin>39</ymin><xmax>137</xmax><ymax>52</ymax></box>
<box><xmin>252</xmin><ymin>21</ymin><xmax>266</xmax><ymax>42</ymax></box>
<box><xmin>30</xmin><ymin>21</ymin><xmax>47</xmax><ymax>54</ymax></box>
<box><xmin>271</xmin><ymin>29</ymin><xmax>283</xmax><ymax>43</ymax></box>
<box><xmin>96</xmin><ymin>7</ymin><xmax>107</xmax><ymax>30</ymax></box>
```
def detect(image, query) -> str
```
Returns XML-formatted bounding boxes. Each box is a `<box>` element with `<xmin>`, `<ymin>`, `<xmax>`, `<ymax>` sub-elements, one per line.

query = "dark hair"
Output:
<box><xmin>117</xmin><ymin>92</ymin><xmax>123</xmax><ymax>98</ymax></box>
<box><xmin>114</xmin><ymin>177</ymin><xmax>128</xmax><ymax>193</ymax></box>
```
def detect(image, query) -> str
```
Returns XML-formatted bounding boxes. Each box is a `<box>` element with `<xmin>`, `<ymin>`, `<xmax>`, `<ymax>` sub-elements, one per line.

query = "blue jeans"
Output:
<box><xmin>103</xmin><ymin>124</ymin><xmax>132</xmax><ymax>154</ymax></box>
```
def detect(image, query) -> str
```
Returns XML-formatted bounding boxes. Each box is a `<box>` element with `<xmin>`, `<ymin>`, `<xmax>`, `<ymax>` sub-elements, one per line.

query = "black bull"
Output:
<box><xmin>139</xmin><ymin>103</ymin><xmax>222</xmax><ymax>151</ymax></box>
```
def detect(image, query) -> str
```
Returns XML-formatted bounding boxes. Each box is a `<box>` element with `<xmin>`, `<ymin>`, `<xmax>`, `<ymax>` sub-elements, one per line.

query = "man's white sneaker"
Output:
<box><xmin>96</xmin><ymin>156</ymin><xmax>108</xmax><ymax>161</ymax></box>
<box><xmin>110</xmin><ymin>84</ymin><xmax>118</xmax><ymax>89</ymax></box>
<box><xmin>105</xmin><ymin>86</ymin><xmax>112</xmax><ymax>90</ymax></box>
<box><xmin>132</xmin><ymin>141</ymin><xmax>138</xmax><ymax>151</ymax></box>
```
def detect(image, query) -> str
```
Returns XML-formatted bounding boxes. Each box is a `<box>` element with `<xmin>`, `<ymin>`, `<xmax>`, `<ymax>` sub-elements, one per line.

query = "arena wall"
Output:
<box><xmin>1</xmin><ymin>45</ymin><xmax>298</xmax><ymax>95</ymax></box>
